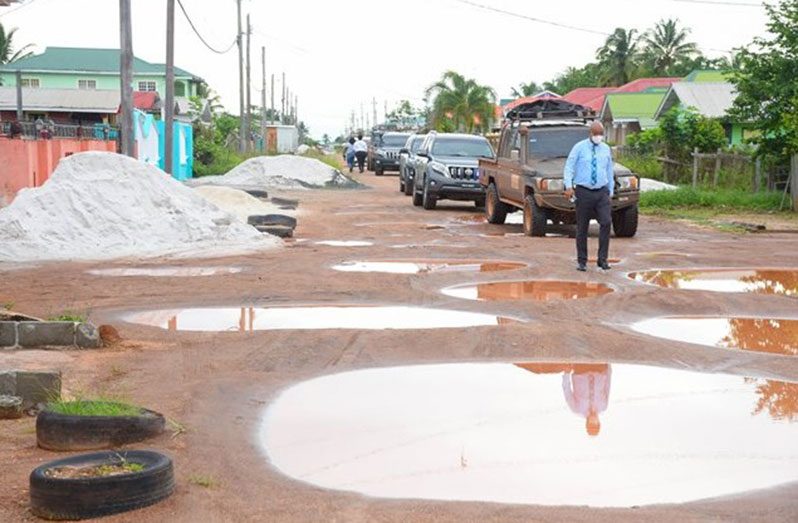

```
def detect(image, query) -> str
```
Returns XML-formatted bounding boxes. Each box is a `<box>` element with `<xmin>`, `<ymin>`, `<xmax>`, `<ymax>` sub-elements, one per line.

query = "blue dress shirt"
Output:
<box><xmin>563</xmin><ymin>139</ymin><xmax>614</xmax><ymax>197</ymax></box>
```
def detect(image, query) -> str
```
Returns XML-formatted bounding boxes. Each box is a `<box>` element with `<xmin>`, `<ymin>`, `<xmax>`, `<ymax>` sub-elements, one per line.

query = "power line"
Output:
<box><xmin>176</xmin><ymin>0</ymin><xmax>237</xmax><ymax>54</ymax></box>
<box><xmin>672</xmin><ymin>0</ymin><xmax>762</xmax><ymax>6</ymax></box>
<box><xmin>0</xmin><ymin>0</ymin><xmax>39</xmax><ymax>18</ymax></box>
<box><xmin>452</xmin><ymin>0</ymin><xmax>609</xmax><ymax>36</ymax></box>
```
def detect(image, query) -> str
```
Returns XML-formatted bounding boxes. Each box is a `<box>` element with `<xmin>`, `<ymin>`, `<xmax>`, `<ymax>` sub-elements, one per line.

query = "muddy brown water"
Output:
<box><xmin>629</xmin><ymin>269</ymin><xmax>798</xmax><ymax>297</ymax></box>
<box><xmin>632</xmin><ymin>317</ymin><xmax>798</xmax><ymax>356</ymax></box>
<box><xmin>314</xmin><ymin>240</ymin><xmax>374</xmax><ymax>247</ymax></box>
<box><xmin>442</xmin><ymin>280</ymin><xmax>613</xmax><ymax>302</ymax></box>
<box><xmin>124</xmin><ymin>306</ymin><xmax>521</xmax><ymax>332</ymax></box>
<box><xmin>331</xmin><ymin>260</ymin><xmax>527</xmax><ymax>274</ymax></box>
<box><xmin>87</xmin><ymin>267</ymin><xmax>243</xmax><ymax>277</ymax></box>
<box><xmin>261</xmin><ymin>362</ymin><xmax>798</xmax><ymax>507</ymax></box>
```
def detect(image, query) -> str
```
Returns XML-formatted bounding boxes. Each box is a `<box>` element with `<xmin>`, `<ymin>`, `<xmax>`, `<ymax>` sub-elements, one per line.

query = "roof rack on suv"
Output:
<box><xmin>505</xmin><ymin>99</ymin><xmax>596</xmax><ymax>123</ymax></box>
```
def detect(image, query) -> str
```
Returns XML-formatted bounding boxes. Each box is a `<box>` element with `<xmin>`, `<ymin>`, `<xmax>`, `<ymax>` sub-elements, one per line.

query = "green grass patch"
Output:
<box><xmin>46</xmin><ymin>400</ymin><xmax>143</xmax><ymax>417</ymax></box>
<box><xmin>188</xmin><ymin>474</ymin><xmax>218</xmax><ymax>488</ymax></box>
<box><xmin>302</xmin><ymin>149</ymin><xmax>345</xmax><ymax>171</ymax></box>
<box><xmin>48</xmin><ymin>311</ymin><xmax>87</xmax><ymax>323</ymax></box>
<box><xmin>617</xmin><ymin>154</ymin><xmax>664</xmax><ymax>181</ymax></box>
<box><xmin>640</xmin><ymin>187</ymin><xmax>783</xmax><ymax>213</ymax></box>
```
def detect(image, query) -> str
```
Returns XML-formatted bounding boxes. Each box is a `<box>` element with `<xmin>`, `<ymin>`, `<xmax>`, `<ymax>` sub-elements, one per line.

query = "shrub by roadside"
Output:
<box><xmin>640</xmin><ymin>187</ymin><xmax>784</xmax><ymax>213</ymax></box>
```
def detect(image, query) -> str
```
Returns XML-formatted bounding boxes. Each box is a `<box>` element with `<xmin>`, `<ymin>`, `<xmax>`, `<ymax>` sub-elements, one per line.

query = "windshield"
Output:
<box><xmin>410</xmin><ymin>136</ymin><xmax>425</xmax><ymax>153</ymax></box>
<box><xmin>380</xmin><ymin>134</ymin><xmax>411</xmax><ymax>147</ymax></box>
<box><xmin>431</xmin><ymin>137</ymin><xmax>494</xmax><ymax>158</ymax></box>
<box><xmin>527</xmin><ymin>128</ymin><xmax>588</xmax><ymax>159</ymax></box>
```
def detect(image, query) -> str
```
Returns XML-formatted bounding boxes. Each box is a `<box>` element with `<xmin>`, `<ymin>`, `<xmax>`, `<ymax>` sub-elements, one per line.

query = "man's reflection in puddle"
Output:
<box><xmin>516</xmin><ymin>363</ymin><xmax>611</xmax><ymax>436</ymax></box>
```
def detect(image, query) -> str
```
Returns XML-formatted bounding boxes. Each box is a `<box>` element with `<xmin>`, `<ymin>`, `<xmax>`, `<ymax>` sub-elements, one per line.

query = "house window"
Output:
<box><xmin>20</xmin><ymin>78</ymin><xmax>40</xmax><ymax>88</ymax></box>
<box><xmin>174</xmin><ymin>81</ymin><xmax>185</xmax><ymax>97</ymax></box>
<box><xmin>78</xmin><ymin>79</ymin><xmax>97</xmax><ymax>90</ymax></box>
<box><xmin>138</xmin><ymin>81</ymin><xmax>157</xmax><ymax>92</ymax></box>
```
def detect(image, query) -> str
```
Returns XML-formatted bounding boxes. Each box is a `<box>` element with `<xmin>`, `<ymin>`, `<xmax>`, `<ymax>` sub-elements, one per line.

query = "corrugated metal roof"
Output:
<box><xmin>0</xmin><ymin>87</ymin><xmax>120</xmax><ymax>113</ymax></box>
<box><xmin>684</xmin><ymin>70</ymin><xmax>731</xmax><ymax>82</ymax></box>
<box><xmin>562</xmin><ymin>87</ymin><xmax>614</xmax><ymax>111</ymax></box>
<box><xmin>656</xmin><ymin>82</ymin><xmax>737</xmax><ymax>119</ymax></box>
<box><xmin>614</xmin><ymin>77</ymin><xmax>680</xmax><ymax>93</ymax></box>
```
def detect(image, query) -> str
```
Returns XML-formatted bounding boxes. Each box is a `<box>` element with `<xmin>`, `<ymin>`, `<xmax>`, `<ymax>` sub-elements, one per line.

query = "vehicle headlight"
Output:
<box><xmin>377</xmin><ymin>149</ymin><xmax>386</xmax><ymax>157</ymax></box>
<box><xmin>430</xmin><ymin>161</ymin><xmax>448</xmax><ymax>176</ymax></box>
<box><xmin>617</xmin><ymin>176</ymin><xmax>639</xmax><ymax>191</ymax></box>
<box><xmin>539</xmin><ymin>178</ymin><xmax>564</xmax><ymax>192</ymax></box>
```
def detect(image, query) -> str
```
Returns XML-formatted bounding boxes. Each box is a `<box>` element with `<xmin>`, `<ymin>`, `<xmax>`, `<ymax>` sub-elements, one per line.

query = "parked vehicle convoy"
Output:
<box><xmin>479</xmin><ymin>99</ymin><xmax>640</xmax><ymax>237</ymax></box>
<box><xmin>398</xmin><ymin>134</ymin><xmax>426</xmax><ymax>195</ymax></box>
<box><xmin>370</xmin><ymin>132</ymin><xmax>412</xmax><ymax>176</ymax></box>
<box><xmin>411</xmin><ymin>132</ymin><xmax>496</xmax><ymax>210</ymax></box>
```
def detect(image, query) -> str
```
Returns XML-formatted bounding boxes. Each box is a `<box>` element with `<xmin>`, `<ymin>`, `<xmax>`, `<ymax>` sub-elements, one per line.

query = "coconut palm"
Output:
<box><xmin>0</xmin><ymin>23</ymin><xmax>33</xmax><ymax>65</ymax></box>
<box><xmin>510</xmin><ymin>81</ymin><xmax>541</xmax><ymax>98</ymax></box>
<box><xmin>425</xmin><ymin>71</ymin><xmax>496</xmax><ymax>133</ymax></box>
<box><xmin>596</xmin><ymin>28</ymin><xmax>639</xmax><ymax>86</ymax></box>
<box><xmin>641</xmin><ymin>19</ymin><xmax>698</xmax><ymax>75</ymax></box>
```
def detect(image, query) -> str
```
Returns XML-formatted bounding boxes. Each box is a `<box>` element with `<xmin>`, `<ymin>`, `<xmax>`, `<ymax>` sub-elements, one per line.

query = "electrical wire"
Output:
<box><xmin>451</xmin><ymin>0</ymin><xmax>610</xmax><ymax>36</ymax></box>
<box><xmin>672</xmin><ymin>0</ymin><xmax>762</xmax><ymax>6</ymax></box>
<box><xmin>176</xmin><ymin>0</ymin><xmax>237</xmax><ymax>54</ymax></box>
<box><xmin>0</xmin><ymin>0</ymin><xmax>38</xmax><ymax>19</ymax></box>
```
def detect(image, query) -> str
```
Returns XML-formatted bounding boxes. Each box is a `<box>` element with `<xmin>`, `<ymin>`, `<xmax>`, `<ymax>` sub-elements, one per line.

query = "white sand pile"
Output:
<box><xmin>640</xmin><ymin>178</ymin><xmax>678</xmax><ymax>192</ymax></box>
<box><xmin>191</xmin><ymin>154</ymin><xmax>357</xmax><ymax>190</ymax></box>
<box><xmin>0</xmin><ymin>152</ymin><xmax>279</xmax><ymax>263</ymax></box>
<box><xmin>296</xmin><ymin>144</ymin><xmax>310</xmax><ymax>155</ymax></box>
<box><xmin>193</xmin><ymin>186</ymin><xmax>297</xmax><ymax>222</ymax></box>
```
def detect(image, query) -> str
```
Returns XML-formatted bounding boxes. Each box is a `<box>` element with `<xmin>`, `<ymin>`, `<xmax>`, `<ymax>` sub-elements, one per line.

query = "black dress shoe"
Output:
<box><xmin>597</xmin><ymin>261</ymin><xmax>612</xmax><ymax>271</ymax></box>
<box><xmin>576</xmin><ymin>263</ymin><xmax>587</xmax><ymax>272</ymax></box>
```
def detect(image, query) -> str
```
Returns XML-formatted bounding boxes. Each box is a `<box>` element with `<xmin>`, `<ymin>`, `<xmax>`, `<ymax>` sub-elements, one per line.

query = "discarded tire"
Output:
<box><xmin>0</xmin><ymin>395</ymin><xmax>23</xmax><ymax>419</ymax></box>
<box><xmin>37</xmin><ymin>407</ymin><xmax>165</xmax><ymax>451</ymax></box>
<box><xmin>248</xmin><ymin>214</ymin><xmax>297</xmax><ymax>228</ymax></box>
<box><xmin>255</xmin><ymin>225</ymin><xmax>294</xmax><ymax>238</ymax></box>
<box><xmin>270</xmin><ymin>197</ymin><xmax>299</xmax><ymax>209</ymax></box>
<box><xmin>30</xmin><ymin>450</ymin><xmax>174</xmax><ymax>520</ymax></box>
<box><xmin>243</xmin><ymin>189</ymin><xmax>269</xmax><ymax>199</ymax></box>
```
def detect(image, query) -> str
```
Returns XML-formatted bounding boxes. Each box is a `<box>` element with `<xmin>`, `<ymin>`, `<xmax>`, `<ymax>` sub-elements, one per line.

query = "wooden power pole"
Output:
<box><xmin>245</xmin><ymin>13</ymin><xmax>252</xmax><ymax>153</ymax></box>
<box><xmin>164</xmin><ymin>0</ymin><xmax>175</xmax><ymax>174</ymax></box>
<box><xmin>281</xmin><ymin>72</ymin><xmax>286</xmax><ymax>123</ymax></box>
<box><xmin>119</xmin><ymin>0</ymin><xmax>135</xmax><ymax>157</ymax></box>
<box><xmin>236</xmin><ymin>0</ymin><xmax>245</xmax><ymax>153</ymax></box>
<box><xmin>15</xmin><ymin>70</ymin><xmax>22</xmax><ymax>120</ymax></box>
<box><xmin>261</xmin><ymin>46</ymin><xmax>266</xmax><ymax>149</ymax></box>
<box><xmin>270</xmin><ymin>73</ymin><xmax>275</xmax><ymax>124</ymax></box>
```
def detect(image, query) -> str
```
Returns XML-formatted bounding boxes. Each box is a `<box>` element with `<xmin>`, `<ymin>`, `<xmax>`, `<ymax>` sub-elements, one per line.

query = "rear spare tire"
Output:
<box><xmin>30</xmin><ymin>450</ymin><xmax>174</xmax><ymax>520</ymax></box>
<box><xmin>612</xmin><ymin>204</ymin><xmax>638</xmax><ymax>237</ymax></box>
<box><xmin>485</xmin><ymin>183</ymin><xmax>509</xmax><ymax>224</ymax></box>
<box><xmin>523</xmin><ymin>194</ymin><xmax>547</xmax><ymax>237</ymax></box>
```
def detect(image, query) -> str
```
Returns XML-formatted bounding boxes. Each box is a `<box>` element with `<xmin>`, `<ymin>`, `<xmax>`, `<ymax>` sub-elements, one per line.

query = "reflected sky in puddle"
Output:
<box><xmin>332</xmin><ymin>260</ymin><xmax>526</xmax><ymax>275</ymax></box>
<box><xmin>630</xmin><ymin>269</ymin><xmax>798</xmax><ymax>297</ymax></box>
<box><xmin>87</xmin><ymin>266</ymin><xmax>242</xmax><ymax>277</ymax></box>
<box><xmin>315</xmin><ymin>241</ymin><xmax>374</xmax><ymax>247</ymax></box>
<box><xmin>442</xmin><ymin>280</ymin><xmax>613</xmax><ymax>301</ymax></box>
<box><xmin>261</xmin><ymin>362</ymin><xmax>798</xmax><ymax>507</ymax></box>
<box><xmin>632</xmin><ymin>317</ymin><xmax>798</xmax><ymax>356</ymax></box>
<box><xmin>125</xmin><ymin>306</ymin><xmax>518</xmax><ymax>331</ymax></box>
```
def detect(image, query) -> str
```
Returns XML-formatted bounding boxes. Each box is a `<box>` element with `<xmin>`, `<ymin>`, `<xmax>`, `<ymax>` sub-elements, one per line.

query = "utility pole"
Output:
<box><xmin>164</xmin><ymin>0</ymin><xmax>175</xmax><ymax>174</ymax></box>
<box><xmin>270</xmin><ymin>73</ymin><xmax>275</xmax><ymax>124</ymax></box>
<box><xmin>119</xmin><ymin>0</ymin><xmax>135</xmax><ymax>157</ymax></box>
<box><xmin>281</xmin><ymin>72</ymin><xmax>286</xmax><ymax>123</ymax></box>
<box><xmin>15</xmin><ymin>70</ymin><xmax>22</xmax><ymax>120</ymax></box>
<box><xmin>372</xmin><ymin>97</ymin><xmax>377</xmax><ymax>128</ymax></box>
<box><xmin>245</xmin><ymin>13</ymin><xmax>252</xmax><ymax>152</ymax></box>
<box><xmin>236</xmin><ymin>0</ymin><xmax>245</xmax><ymax>153</ymax></box>
<box><xmin>360</xmin><ymin>103</ymin><xmax>364</xmax><ymax>132</ymax></box>
<box><xmin>384</xmin><ymin>100</ymin><xmax>388</xmax><ymax>121</ymax></box>
<box><xmin>261</xmin><ymin>46</ymin><xmax>266</xmax><ymax>148</ymax></box>
<box><xmin>295</xmin><ymin>95</ymin><xmax>299</xmax><ymax>126</ymax></box>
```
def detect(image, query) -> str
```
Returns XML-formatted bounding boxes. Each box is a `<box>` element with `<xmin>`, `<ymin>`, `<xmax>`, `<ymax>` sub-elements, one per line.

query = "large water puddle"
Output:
<box><xmin>331</xmin><ymin>260</ymin><xmax>526</xmax><ymax>275</ymax></box>
<box><xmin>315</xmin><ymin>241</ymin><xmax>374</xmax><ymax>247</ymax></box>
<box><xmin>125</xmin><ymin>306</ymin><xmax>518</xmax><ymax>331</ymax></box>
<box><xmin>630</xmin><ymin>269</ymin><xmax>798</xmax><ymax>297</ymax></box>
<box><xmin>632</xmin><ymin>316</ymin><xmax>798</xmax><ymax>356</ymax></box>
<box><xmin>261</xmin><ymin>362</ymin><xmax>798</xmax><ymax>507</ymax></box>
<box><xmin>87</xmin><ymin>266</ymin><xmax>242</xmax><ymax>277</ymax></box>
<box><xmin>442</xmin><ymin>280</ymin><xmax>613</xmax><ymax>301</ymax></box>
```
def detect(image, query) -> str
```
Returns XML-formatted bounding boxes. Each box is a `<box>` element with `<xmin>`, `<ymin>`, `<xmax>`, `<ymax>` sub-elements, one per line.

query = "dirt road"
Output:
<box><xmin>2</xmin><ymin>169</ymin><xmax>798</xmax><ymax>522</ymax></box>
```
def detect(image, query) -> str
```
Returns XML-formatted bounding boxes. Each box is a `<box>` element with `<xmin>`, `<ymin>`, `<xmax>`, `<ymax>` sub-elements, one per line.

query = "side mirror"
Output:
<box><xmin>399</xmin><ymin>148</ymin><xmax>409</xmax><ymax>155</ymax></box>
<box><xmin>417</xmin><ymin>151</ymin><xmax>428</xmax><ymax>157</ymax></box>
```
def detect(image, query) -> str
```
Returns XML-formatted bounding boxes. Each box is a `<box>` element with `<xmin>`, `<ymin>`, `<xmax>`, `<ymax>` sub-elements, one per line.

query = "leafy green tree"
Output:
<box><xmin>425</xmin><ymin>71</ymin><xmax>496</xmax><ymax>133</ymax></box>
<box><xmin>510</xmin><ymin>81</ymin><xmax>541</xmax><ymax>98</ymax></box>
<box><xmin>641</xmin><ymin>19</ymin><xmax>699</xmax><ymax>75</ymax></box>
<box><xmin>597</xmin><ymin>28</ymin><xmax>639</xmax><ymax>86</ymax></box>
<box><xmin>0</xmin><ymin>23</ymin><xmax>33</xmax><ymax>65</ymax></box>
<box><xmin>542</xmin><ymin>63</ymin><xmax>603</xmax><ymax>94</ymax></box>
<box><xmin>730</xmin><ymin>0</ymin><xmax>798</xmax><ymax>159</ymax></box>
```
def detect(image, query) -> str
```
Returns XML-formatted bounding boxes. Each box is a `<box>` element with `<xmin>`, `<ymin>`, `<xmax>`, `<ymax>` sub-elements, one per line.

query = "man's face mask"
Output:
<box><xmin>591</xmin><ymin>134</ymin><xmax>604</xmax><ymax>145</ymax></box>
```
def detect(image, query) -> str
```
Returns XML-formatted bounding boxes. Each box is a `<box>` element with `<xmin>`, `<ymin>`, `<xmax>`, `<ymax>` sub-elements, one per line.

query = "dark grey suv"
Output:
<box><xmin>411</xmin><ymin>132</ymin><xmax>495</xmax><ymax>210</ymax></box>
<box><xmin>373</xmin><ymin>132</ymin><xmax>411</xmax><ymax>176</ymax></box>
<box><xmin>398</xmin><ymin>134</ymin><xmax>425</xmax><ymax>196</ymax></box>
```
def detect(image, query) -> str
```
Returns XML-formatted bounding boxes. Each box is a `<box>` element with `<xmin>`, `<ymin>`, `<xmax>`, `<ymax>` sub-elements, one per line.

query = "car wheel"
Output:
<box><xmin>523</xmin><ymin>194</ymin><xmax>547</xmax><ymax>237</ymax></box>
<box><xmin>412</xmin><ymin>184</ymin><xmax>423</xmax><ymax>206</ymax></box>
<box><xmin>474</xmin><ymin>198</ymin><xmax>486</xmax><ymax>209</ymax></box>
<box><xmin>485</xmin><ymin>183</ymin><xmax>509</xmax><ymax>224</ymax></box>
<box><xmin>376</xmin><ymin>167</ymin><xmax>384</xmax><ymax>176</ymax></box>
<box><xmin>612</xmin><ymin>204</ymin><xmax>638</xmax><ymax>237</ymax></box>
<box><xmin>404</xmin><ymin>176</ymin><xmax>414</xmax><ymax>196</ymax></box>
<box><xmin>399</xmin><ymin>174</ymin><xmax>405</xmax><ymax>193</ymax></box>
<box><xmin>422</xmin><ymin>181</ymin><xmax>437</xmax><ymax>210</ymax></box>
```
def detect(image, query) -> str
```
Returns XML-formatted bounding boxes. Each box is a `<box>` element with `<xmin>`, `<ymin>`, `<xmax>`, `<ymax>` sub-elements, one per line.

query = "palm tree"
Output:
<box><xmin>425</xmin><ymin>71</ymin><xmax>496</xmax><ymax>133</ymax></box>
<box><xmin>641</xmin><ymin>19</ymin><xmax>698</xmax><ymax>75</ymax></box>
<box><xmin>596</xmin><ymin>28</ymin><xmax>639</xmax><ymax>86</ymax></box>
<box><xmin>0</xmin><ymin>23</ymin><xmax>33</xmax><ymax>65</ymax></box>
<box><xmin>510</xmin><ymin>81</ymin><xmax>541</xmax><ymax>98</ymax></box>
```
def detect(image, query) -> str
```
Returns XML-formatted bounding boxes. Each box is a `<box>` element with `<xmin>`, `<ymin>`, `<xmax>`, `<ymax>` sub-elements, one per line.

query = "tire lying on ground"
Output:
<box><xmin>254</xmin><ymin>225</ymin><xmax>294</xmax><ymax>238</ymax></box>
<box><xmin>30</xmin><ymin>450</ymin><xmax>174</xmax><ymax>520</ymax></box>
<box><xmin>247</xmin><ymin>214</ymin><xmax>298</xmax><ymax>229</ymax></box>
<box><xmin>36</xmin><ymin>407</ymin><xmax>166</xmax><ymax>451</ymax></box>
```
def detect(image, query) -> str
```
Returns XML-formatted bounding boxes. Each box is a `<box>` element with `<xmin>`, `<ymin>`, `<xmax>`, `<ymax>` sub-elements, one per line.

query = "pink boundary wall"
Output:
<box><xmin>0</xmin><ymin>138</ymin><xmax>117</xmax><ymax>203</ymax></box>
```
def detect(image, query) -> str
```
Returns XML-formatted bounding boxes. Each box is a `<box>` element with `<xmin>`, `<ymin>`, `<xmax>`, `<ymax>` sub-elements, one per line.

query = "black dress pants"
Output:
<box><xmin>575</xmin><ymin>185</ymin><xmax>612</xmax><ymax>265</ymax></box>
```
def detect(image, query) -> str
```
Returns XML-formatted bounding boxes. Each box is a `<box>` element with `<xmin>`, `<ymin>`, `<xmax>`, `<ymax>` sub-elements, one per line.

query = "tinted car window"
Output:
<box><xmin>410</xmin><ymin>137</ymin><xmax>425</xmax><ymax>153</ymax></box>
<box><xmin>431</xmin><ymin>138</ymin><xmax>494</xmax><ymax>158</ymax></box>
<box><xmin>381</xmin><ymin>134</ymin><xmax>411</xmax><ymax>147</ymax></box>
<box><xmin>528</xmin><ymin>128</ymin><xmax>588</xmax><ymax>159</ymax></box>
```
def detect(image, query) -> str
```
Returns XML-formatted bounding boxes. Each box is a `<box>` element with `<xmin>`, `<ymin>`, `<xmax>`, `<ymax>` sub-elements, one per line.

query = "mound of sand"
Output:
<box><xmin>190</xmin><ymin>154</ymin><xmax>357</xmax><ymax>190</ymax></box>
<box><xmin>0</xmin><ymin>152</ymin><xmax>279</xmax><ymax>263</ymax></box>
<box><xmin>640</xmin><ymin>178</ymin><xmax>678</xmax><ymax>192</ymax></box>
<box><xmin>193</xmin><ymin>186</ymin><xmax>297</xmax><ymax>222</ymax></box>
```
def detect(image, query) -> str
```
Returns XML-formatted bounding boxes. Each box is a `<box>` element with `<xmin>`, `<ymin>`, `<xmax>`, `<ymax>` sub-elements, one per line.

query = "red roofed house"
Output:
<box><xmin>561</xmin><ymin>87</ymin><xmax>615</xmax><ymax>112</ymax></box>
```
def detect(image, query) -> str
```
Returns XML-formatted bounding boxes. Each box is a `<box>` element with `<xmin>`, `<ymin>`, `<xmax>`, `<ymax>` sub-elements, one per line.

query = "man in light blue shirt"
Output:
<box><xmin>564</xmin><ymin>121</ymin><xmax>614</xmax><ymax>272</ymax></box>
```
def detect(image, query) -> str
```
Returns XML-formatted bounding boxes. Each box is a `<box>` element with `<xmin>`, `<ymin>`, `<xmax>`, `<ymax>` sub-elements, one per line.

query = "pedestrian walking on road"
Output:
<box><xmin>563</xmin><ymin>121</ymin><xmax>615</xmax><ymax>272</ymax></box>
<box><xmin>344</xmin><ymin>137</ymin><xmax>356</xmax><ymax>173</ymax></box>
<box><xmin>353</xmin><ymin>134</ymin><xmax>368</xmax><ymax>173</ymax></box>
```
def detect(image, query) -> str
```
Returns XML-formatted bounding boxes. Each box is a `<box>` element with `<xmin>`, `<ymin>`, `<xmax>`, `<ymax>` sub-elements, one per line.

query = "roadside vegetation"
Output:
<box><xmin>47</xmin><ymin>311</ymin><xmax>87</xmax><ymax>323</ymax></box>
<box><xmin>46</xmin><ymin>399</ymin><xmax>143</xmax><ymax>417</ymax></box>
<box><xmin>641</xmin><ymin>188</ymin><xmax>783</xmax><ymax>212</ymax></box>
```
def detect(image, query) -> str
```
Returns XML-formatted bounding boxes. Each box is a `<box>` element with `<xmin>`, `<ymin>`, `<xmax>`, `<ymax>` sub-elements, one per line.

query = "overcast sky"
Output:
<box><xmin>2</xmin><ymin>0</ymin><xmax>769</xmax><ymax>138</ymax></box>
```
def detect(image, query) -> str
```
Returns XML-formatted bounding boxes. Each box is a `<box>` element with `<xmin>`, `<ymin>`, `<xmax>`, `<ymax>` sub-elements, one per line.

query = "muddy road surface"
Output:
<box><xmin>2</xmin><ymin>169</ymin><xmax>798</xmax><ymax>522</ymax></box>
